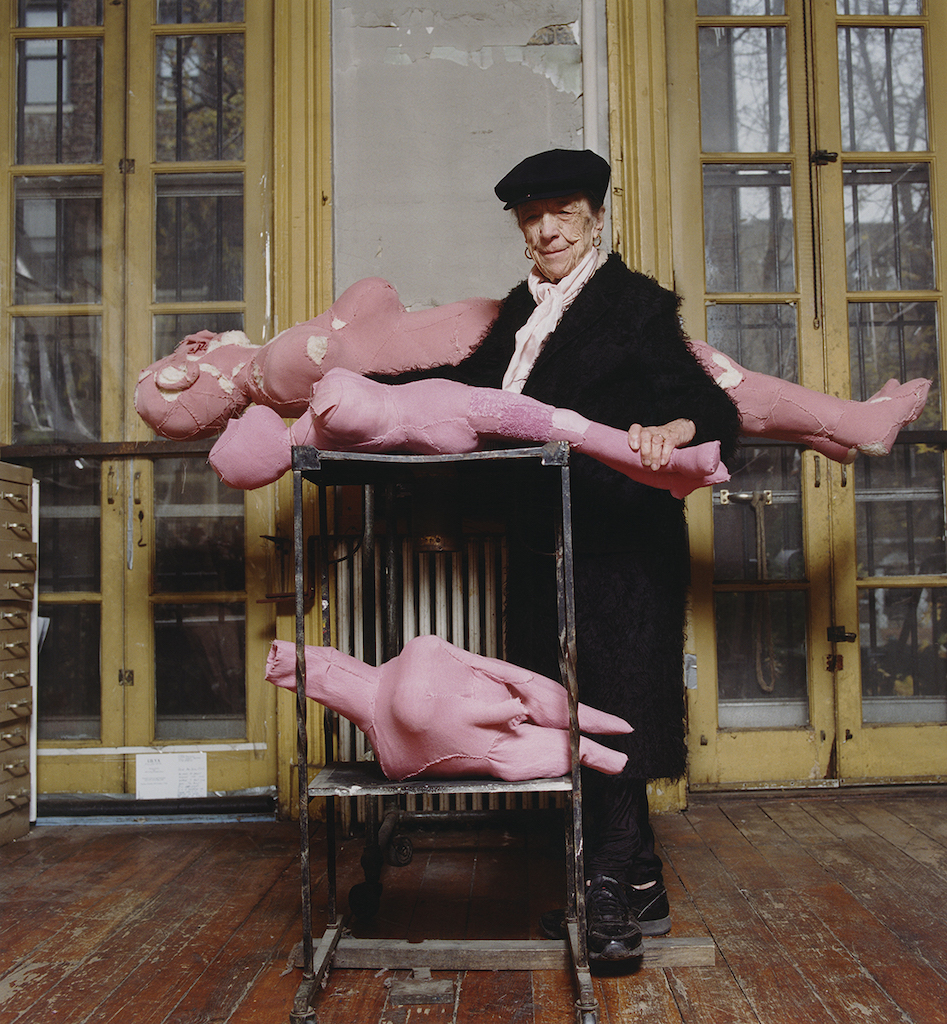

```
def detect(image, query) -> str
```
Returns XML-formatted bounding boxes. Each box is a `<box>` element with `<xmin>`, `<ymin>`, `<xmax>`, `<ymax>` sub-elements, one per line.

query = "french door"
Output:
<box><xmin>669</xmin><ymin>0</ymin><xmax>947</xmax><ymax>787</ymax></box>
<box><xmin>1</xmin><ymin>0</ymin><xmax>276</xmax><ymax>796</ymax></box>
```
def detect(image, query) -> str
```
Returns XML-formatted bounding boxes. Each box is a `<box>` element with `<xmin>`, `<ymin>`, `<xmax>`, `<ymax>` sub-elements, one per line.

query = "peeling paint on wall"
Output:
<box><xmin>382</xmin><ymin>32</ymin><xmax>582</xmax><ymax>97</ymax></box>
<box><xmin>332</xmin><ymin>2</ymin><xmax>593</xmax><ymax>308</ymax></box>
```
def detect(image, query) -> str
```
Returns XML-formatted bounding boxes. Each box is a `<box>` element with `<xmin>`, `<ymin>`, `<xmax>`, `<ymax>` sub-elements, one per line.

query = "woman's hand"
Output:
<box><xmin>627</xmin><ymin>418</ymin><xmax>696</xmax><ymax>470</ymax></box>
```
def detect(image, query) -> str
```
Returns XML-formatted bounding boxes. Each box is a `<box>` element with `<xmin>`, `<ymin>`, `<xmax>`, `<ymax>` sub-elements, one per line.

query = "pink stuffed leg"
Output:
<box><xmin>209</xmin><ymin>368</ymin><xmax>729</xmax><ymax>495</ymax></box>
<box><xmin>690</xmin><ymin>339</ymin><xmax>931</xmax><ymax>461</ymax></box>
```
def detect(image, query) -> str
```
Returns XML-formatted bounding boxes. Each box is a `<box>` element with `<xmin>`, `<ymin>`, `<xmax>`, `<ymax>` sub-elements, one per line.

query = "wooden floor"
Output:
<box><xmin>2</xmin><ymin>789</ymin><xmax>947</xmax><ymax>1023</ymax></box>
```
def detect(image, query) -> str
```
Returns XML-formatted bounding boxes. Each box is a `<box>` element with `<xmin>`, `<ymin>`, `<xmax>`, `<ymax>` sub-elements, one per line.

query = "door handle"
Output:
<box><xmin>827</xmin><ymin>625</ymin><xmax>857</xmax><ymax>643</ymax></box>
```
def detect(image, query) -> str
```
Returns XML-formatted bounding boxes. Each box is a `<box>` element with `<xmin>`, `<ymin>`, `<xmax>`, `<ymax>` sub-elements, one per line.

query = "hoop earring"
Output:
<box><xmin>525</xmin><ymin>247</ymin><xmax>533</xmax><ymax>260</ymax></box>
<box><xmin>593</xmin><ymin>235</ymin><xmax>602</xmax><ymax>248</ymax></box>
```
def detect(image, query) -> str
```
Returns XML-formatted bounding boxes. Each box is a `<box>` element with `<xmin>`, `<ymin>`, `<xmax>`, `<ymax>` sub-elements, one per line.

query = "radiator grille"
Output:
<box><xmin>329</xmin><ymin>526</ymin><xmax>564</xmax><ymax>826</ymax></box>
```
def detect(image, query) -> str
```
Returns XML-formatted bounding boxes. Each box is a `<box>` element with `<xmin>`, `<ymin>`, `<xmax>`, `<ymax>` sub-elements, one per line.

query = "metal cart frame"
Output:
<box><xmin>289</xmin><ymin>442</ymin><xmax>602</xmax><ymax>1023</ymax></box>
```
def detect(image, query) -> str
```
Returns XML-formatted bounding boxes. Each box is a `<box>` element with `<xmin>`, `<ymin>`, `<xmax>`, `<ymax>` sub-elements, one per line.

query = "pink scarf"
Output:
<box><xmin>501</xmin><ymin>247</ymin><xmax>602</xmax><ymax>393</ymax></box>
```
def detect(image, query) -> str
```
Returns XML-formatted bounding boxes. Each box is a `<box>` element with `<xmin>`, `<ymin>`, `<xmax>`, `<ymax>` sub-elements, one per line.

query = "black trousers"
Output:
<box><xmin>581</xmin><ymin>770</ymin><xmax>664</xmax><ymax>887</ymax></box>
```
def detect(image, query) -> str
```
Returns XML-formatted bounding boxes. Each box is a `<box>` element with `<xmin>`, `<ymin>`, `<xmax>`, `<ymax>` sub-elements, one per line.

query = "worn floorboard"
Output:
<box><xmin>2</xmin><ymin>791</ymin><xmax>947</xmax><ymax>1023</ymax></box>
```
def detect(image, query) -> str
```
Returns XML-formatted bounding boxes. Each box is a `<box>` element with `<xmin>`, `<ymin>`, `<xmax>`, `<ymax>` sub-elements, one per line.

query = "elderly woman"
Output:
<box><xmin>384</xmin><ymin>148</ymin><xmax>741</xmax><ymax>960</ymax></box>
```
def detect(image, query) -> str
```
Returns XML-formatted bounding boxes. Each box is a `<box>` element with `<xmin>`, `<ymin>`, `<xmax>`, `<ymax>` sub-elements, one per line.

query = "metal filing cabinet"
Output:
<box><xmin>1</xmin><ymin>462</ymin><xmax>35</xmax><ymax>845</ymax></box>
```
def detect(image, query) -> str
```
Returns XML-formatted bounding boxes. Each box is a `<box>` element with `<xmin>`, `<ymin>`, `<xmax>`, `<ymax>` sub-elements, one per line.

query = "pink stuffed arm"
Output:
<box><xmin>689</xmin><ymin>338</ymin><xmax>931</xmax><ymax>461</ymax></box>
<box><xmin>265</xmin><ymin>639</ymin><xmax>378</xmax><ymax>737</ymax></box>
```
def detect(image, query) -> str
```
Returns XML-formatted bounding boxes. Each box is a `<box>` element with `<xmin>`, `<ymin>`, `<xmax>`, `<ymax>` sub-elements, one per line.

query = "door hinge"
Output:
<box><xmin>827</xmin><ymin>625</ymin><xmax>857</xmax><ymax>643</ymax></box>
<box><xmin>119</xmin><ymin>668</ymin><xmax>135</xmax><ymax>686</ymax></box>
<box><xmin>119</xmin><ymin>157</ymin><xmax>136</xmax><ymax>174</ymax></box>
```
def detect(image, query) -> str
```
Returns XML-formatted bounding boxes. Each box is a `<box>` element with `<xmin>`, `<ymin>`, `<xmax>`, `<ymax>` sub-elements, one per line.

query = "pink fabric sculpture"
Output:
<box><xmin>266</xmin><ymin>633</ymin><xmax>632</xmax><ymax>781</ymax></box>
<box><xmin>208</xmin><ymin>366</ymin><xmax>727</xmax><ymax>498</ymax></box>
<box><xmin>134</xmin><ymin>276</ymin><xmax>930</xmax><ymax>461</ymax></box>
<box><xmin>134</xmin><ymin>277</ymin><xmax>500</xmax><ymax>440</ymax></box>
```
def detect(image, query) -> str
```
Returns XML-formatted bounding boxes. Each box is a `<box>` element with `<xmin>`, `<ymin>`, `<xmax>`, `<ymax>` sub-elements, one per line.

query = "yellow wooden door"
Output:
<box><xmin>668</xmin><ymin>0</ymin><xmax>946</xmax><ymax>789</ymax></box>
<box><xmin>1</xmin><ymin>0</ymin><xmax>276</xmax><ymax>797</ymax></box>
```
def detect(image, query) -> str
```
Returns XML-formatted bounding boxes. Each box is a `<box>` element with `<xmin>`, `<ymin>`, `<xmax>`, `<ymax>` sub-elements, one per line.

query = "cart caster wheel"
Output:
<box><xmin>386</xmin><ymin>834</ymin><xmax>413</xmax><ymax>866</ymax></box>
<box><xmin>575</xmin><ymin>1005</ymin><xmax>598</xmax><ymax>1024</ymax></box>
<box><xmin>348</xmin><ymin>880</ymin><xmax>382</xmax><ymax>920</ymax></box>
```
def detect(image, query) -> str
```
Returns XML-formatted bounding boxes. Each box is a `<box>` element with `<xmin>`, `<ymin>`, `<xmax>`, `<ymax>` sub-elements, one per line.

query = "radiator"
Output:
<box><xmin>329</xmin><ymin>527</ymin><xmax>563</xmax><ymax>828</ymax></box>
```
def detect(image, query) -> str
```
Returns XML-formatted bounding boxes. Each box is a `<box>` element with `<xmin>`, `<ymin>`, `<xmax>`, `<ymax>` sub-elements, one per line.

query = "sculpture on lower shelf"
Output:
<box><xmin>266</xmin><ymin>634</ymin><xmax>633</xmax><ymax>782</ymax></box>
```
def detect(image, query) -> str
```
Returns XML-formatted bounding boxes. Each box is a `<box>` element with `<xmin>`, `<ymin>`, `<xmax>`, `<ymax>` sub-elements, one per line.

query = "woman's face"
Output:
<box><xmin>516</xmin><ymin>193</ymin><xmax>605</xmax><ymax>283</ymax></box>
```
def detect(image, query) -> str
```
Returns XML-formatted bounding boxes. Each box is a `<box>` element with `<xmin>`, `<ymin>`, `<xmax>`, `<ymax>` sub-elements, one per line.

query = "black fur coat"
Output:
<box><xmin>386</xmin><ymin>254</ymin><xmax>741</xmax><ymax>779</ymax></box>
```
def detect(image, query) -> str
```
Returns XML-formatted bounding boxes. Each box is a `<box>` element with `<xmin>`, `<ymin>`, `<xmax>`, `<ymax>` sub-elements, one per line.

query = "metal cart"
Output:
<box><xmin>287</xmin><ymin>442</ymin><xmax>714</xmax><ymax>1022</ymax></box>
<box><xmin>289</xmin><ymin>441</ymin><xmax>602</xmax><ymax>1023</ymax></box>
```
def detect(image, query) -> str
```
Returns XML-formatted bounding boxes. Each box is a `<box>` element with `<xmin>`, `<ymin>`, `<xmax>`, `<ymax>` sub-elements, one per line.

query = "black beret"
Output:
<box><xmin>494</xmin><ymin>148</ymin><xmax>611</xmax><ymax>210</ymax></box>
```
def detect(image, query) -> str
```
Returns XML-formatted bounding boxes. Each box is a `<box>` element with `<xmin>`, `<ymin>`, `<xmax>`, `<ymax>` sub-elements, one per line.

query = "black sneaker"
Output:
<box><xmin>623</xmin><ymin>882</ymin><xmax>671</xmax><ymax>936</ymax></box>
<box><xmin>539</xmin><ymin>881</ymin><xmax>644</xmax><ymax>959</ymax></box>
<box><xmin>584</xmin><ymin>875</ymin><xmax>643</xmax><ymax>960</ymax></box>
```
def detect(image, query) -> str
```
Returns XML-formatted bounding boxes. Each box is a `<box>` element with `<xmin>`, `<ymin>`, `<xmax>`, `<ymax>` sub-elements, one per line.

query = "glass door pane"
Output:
<box><xmin>668</xmin><ymin>0</ymin><xmax>841</xmax><ymax>789</ymax></box>
<box><xmin>122</xmin><ymin>1</ymin><xmax>257</xmax><ymax>763</ymax></box>
<box><xmin>3</xmin><ymin>1</ymin><xmax>273</xmax><ymax>797</ymax></box>
<box><xmin>8</xmin><ymin>6</ymin><xmax>114</xmax><ymax>762</ymax></box>
<box><xmin>837</xmin><ymin>4</ymin><xmax>945</xmax><ymax>736</ymax></box>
